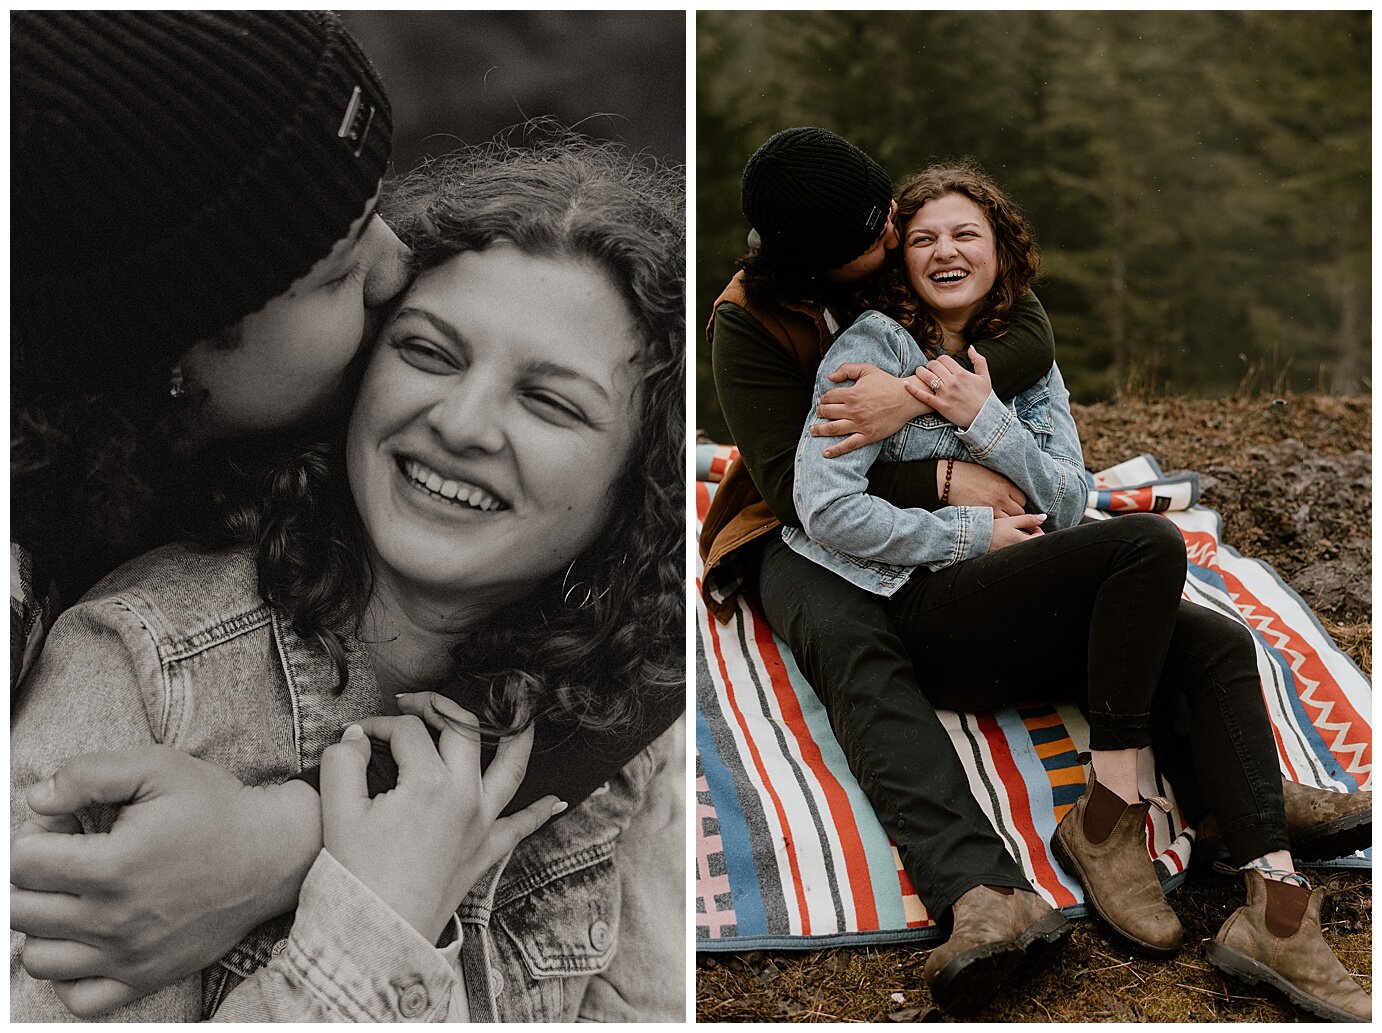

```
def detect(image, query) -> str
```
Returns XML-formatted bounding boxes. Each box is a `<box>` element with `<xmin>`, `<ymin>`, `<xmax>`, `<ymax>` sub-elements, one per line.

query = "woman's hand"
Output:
<box><xmin>903</xmin><ymin>347</ymin><xmax>994</xmax><ymax>429</ymax></box>
<box><xmin>321</xmin><ymin>706</ymin><xmax>563</xmax><ymax>946</ymax></box>
<box><xmin>941</xmin><ymin>461</ymin><xmax>1028</xmax><ymax>516</ymax></box>
<box><xmin>988</xmin><ymin>513</ymin><xmax>1047</xmax><ymax>552</ymax></box>
<box><xmin>811</xmin><ymin>362</ymin><xmax>935</xmax><ymax>458</ymax></box>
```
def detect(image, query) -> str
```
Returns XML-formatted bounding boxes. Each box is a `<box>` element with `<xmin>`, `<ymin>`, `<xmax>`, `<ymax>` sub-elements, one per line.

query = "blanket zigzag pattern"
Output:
<box><xmin>1233</xmin><ymin>599</ymin><xmax>1369</xmax><ymax>782</ymax></box>
<box><xmin>695</xmin><ymin>449</ymin><xmax>1371</xmax><ymax>950</ymax></box>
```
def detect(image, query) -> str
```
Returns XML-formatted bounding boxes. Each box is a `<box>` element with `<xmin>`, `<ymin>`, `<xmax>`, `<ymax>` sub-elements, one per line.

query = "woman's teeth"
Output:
<box><xmin>403</xmin><ymin>459</ymin><xmax>502</xmax><ymax>512</ymax></box>
<box><xmin>931</xmin><ymin>270</ymin><xmax>968</xmax><ymax>283</ymax></box>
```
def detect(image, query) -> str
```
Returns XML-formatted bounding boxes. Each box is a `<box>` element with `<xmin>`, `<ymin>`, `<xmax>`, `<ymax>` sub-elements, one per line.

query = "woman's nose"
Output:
<box><xmin>426</xmin><ymin>384</ymin><xmax>507</xmax><ymax>455</ymax></box>
<box><xmin>935</xmin><ymin>234</ymin><xmax>958</xmax><ymax>259</ymax></box>
<box><xmin>362</xmin><ymin>217</ymin><xmax>412</xmax><ymax>309</ymax></box>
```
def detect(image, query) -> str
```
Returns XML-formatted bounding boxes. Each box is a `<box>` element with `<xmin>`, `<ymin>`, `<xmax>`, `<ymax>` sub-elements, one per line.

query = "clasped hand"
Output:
<box><xmin>903</xmin><ymin>347</ymin><xmax>994</xmax><ymax>430</ymax></box>
<box><xmin>322</xmin><ymin>695</ymin><xmax>563</xmax><ymax>946</ymax></box>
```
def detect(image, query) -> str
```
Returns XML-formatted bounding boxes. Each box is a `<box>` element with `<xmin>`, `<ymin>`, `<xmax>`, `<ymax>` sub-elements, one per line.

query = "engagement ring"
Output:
<box><xmin>929</xmin><ymin>377</ymin><xmax>942</xmax><ymax>390</ymax></box>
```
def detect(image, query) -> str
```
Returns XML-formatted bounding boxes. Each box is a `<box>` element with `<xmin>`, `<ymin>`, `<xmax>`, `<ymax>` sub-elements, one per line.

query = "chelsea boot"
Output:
<box><xmin>921</xmin><ymin>884</ymin><xmax>1071</xmax><ymax>1017</ymax></box>
<box><xmin>1207</xmin><ymin>870</ymin><xmax>1371</xmax><ymax>1022</ymax></box>
<box><xmin>1051</xmin><ymin>774</ymin><xmax>1183</xmax><ymax>956</ymax></box>
<box><xmin>1197</xmin><ymin>779</ymin><xmax>1371</xmax><ymax>864</ymax></box>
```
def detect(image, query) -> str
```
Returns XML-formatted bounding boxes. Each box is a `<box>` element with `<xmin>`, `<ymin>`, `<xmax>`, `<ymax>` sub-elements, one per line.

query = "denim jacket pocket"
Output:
<box><xmin>1015</xmin><ymin>385</ymin><xmax>1053</xmax><ymax>441</ymax></box>
<box><xmin>493</xmin><ymin>840</ymin><xmax>621</xmax><ymax>981</ymax></box>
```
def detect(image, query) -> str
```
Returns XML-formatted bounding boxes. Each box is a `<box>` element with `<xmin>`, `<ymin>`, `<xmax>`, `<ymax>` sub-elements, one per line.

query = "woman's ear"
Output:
<box><xmin>883</xmin><ymin>200</ymin><xmax>901</xmax><ymax>250</ymax></box>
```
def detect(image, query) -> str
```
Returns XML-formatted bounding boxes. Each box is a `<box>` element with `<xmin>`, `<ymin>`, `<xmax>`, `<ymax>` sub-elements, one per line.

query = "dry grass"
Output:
<box><xmin>697</xmin><ymin>869</ymin><xmax>1372</xmax><ymax>1022</ymax></box>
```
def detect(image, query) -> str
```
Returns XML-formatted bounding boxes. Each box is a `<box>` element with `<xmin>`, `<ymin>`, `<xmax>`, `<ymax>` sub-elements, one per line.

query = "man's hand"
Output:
<box><xmin>941</xmin><ymin>461</ymin><xmax>1028</xmax><ymax>517</ymax></box>
<box><xmin>810</xmin><ymin>362</ymin><xmax>934</xmax><ymax>458</ymax></box>
<box><xmin>11</xmin><ymin>747</ymin><xmax>320</xmax><ymax>1016</ymax></box>
<box><xmin>903</xmin><ymin>348</ymin><xmax>994</xmax><ymax>429</ymax></box>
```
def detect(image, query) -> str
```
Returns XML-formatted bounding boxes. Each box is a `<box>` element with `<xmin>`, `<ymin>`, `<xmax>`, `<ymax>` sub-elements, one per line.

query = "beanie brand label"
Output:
<box><xmin>337</xmin><ymin>86</ymin><xmax>376</xmax><ymax>159</ymax></box>
<box><xmin>865</xmin><ymin>205</ymin><xmax>882</xmax><ymax>231</ymax></box>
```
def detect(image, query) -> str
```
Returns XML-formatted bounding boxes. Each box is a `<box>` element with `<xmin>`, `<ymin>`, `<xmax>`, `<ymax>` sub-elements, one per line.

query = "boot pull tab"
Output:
<box><xmin>1144</xmin><ymin>795</ymin><xmax>1173</xmax><ymax>814</ymax></box>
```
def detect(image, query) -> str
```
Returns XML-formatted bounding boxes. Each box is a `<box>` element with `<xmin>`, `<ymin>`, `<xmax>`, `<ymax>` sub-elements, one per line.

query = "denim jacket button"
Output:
<box><xmin>270</xmin><ymin>939</ymin><xmax>287</xmax><ymax>957</ymax></box>
<box><xmin>489</xmin><ymin>966</ymin><xmax>506</xmax><ymax>997</ymax></box>
<box><xmin>398</xmin><ymin>983</ymin><xmax>428</xmax><ymax>1018</ymax></box>
<box><xmin>588</xmin><ymin>918</ymin><xmax>613</xmax><ymax>951</ymax></box>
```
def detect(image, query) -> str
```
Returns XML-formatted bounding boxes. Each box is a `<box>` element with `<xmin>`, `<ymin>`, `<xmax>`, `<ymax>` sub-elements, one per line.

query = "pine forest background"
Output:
<box><xmin>696</xmin><ymin>11</ymin><xmax>1370</xmax><ymax>441</ymax></box>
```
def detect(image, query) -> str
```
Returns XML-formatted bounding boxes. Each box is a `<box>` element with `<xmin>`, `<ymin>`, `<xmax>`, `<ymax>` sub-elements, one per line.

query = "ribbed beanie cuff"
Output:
<box><xmin>741</xmin><ymin>126</ymin><xmax>892</xmax><ymax>277</ymax></box>
<box><xmin>13</xmin><ymin>11</ymin><xmax>393</xmax><ymax>388</ymax></box>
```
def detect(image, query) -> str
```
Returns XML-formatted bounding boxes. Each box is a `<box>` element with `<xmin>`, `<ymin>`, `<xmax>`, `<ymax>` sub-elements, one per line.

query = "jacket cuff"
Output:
<box><xmin>955</xmin><ymin>392</ymin><xmax>1014</xmax><ymax>460</ymax></box>
<box><xmin>955</xmin><ymin>505</ymin><xmax>993</xmax><ymax>561</ymax></box>
<box><xmin>276</xmin><ymin>849</ymin><xmax>459</xmax><ymax>1021</ymax></box>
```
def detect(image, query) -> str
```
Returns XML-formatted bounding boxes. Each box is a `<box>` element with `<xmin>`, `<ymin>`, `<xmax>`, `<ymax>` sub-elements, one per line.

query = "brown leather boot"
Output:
<box><xmin>921</xmin><ymin>885</ymin><xmax>1071</xmax><ymax>1016</ymax></box>
<box><xmin>1207</xmin><ymin>870</ymin><xmax>1371</xmax><ymax>1022</ymax></box>
<box><xmin>1051</xmin><ymin>774</ymin><xmax>1183</xmax><ymax>956</ymax></box>
<box><xmin>1197</xmin><ymin>780</ymin><xmax>1371</xmax><ymax>864</ymax></box>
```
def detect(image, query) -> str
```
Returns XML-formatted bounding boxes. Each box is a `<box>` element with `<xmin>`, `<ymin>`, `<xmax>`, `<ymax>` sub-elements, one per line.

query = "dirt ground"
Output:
<box><xmin>696</xmin><ymin>393</ymin><xmax>1372</xmax><ymax>1023</ymax></box>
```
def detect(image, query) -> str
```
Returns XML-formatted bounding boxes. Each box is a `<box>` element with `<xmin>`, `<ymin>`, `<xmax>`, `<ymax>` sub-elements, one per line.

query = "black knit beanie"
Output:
<box><xmin>741</xmin><ymin>127</ymin><xmax>893</xmax><ymax>277</ymax></box>
<box><xmin>12</xmin><ymin>11</ymin><xmax>393</xmax><ymax>389</ymax></box>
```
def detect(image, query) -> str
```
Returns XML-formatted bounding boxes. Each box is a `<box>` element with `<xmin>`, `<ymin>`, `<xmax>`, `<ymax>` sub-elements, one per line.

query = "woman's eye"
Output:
<box><xmin>393</xmin><ymin>338</ymin><xmax>457</xmax><ymax>373</ymax></box>
<box><xmin>523</xmin><ymin>390</ymin><xmax>586</xmax><ymax>426</ymax></box>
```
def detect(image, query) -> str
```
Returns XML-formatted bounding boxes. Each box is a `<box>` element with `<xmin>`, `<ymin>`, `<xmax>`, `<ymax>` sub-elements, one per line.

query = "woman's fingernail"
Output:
<box><xmin>1035</xmin><ymin>514</ymin><xmax>1048</xmax><ymax>521</ymax></box>
<box><xmin>342</xmin><ymin>724</ymin><xmax>365</xmax><ymax>741</ymax></box>
<box><xmin>551</xmin><ymin>800</ymin><xmax>568</xmax><ymax>816</ymax></box>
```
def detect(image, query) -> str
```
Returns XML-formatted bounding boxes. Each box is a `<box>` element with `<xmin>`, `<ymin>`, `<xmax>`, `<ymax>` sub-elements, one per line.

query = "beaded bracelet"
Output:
<box><xmin>941</xmin><ymin>457</ymin><xmax>954</xmax><ymax>505</ymax></box>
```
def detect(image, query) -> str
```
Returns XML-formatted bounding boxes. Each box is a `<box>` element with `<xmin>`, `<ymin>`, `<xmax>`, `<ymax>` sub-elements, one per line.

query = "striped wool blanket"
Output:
<box><xmin>695</xmin><ymin>447</ymin><xmax>1371</xmax><ymax>950</ymax></box>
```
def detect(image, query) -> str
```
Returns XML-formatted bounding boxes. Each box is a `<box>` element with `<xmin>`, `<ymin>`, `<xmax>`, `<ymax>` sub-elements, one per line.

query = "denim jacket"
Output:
<box><xmin>10</xmin><ymin>543</ymin><xmax>684</xmax><ymax>1022</ymax></box>
<box><xmin>785</xmin><ymin>310</ymin><xmax>1088</xmax><ymax>594</ymax></box>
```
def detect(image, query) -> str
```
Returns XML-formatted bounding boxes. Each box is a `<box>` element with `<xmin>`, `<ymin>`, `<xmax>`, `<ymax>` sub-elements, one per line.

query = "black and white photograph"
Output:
<box><xmin>11</xmin><ymin>10</ymin><xmax>686</xmax><ymax>1022</ymax></box>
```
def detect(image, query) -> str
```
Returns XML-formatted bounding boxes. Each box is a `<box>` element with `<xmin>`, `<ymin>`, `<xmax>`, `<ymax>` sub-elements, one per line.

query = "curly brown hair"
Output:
<box><xmin>221</xmin><ymin>128</ymin><xmax>686</xmax><ymax>741</ymax></box>
<box><xmin>860</xmin><ymin>160</ymin><xmax>1040</xmax><ymax>354</ymax></box>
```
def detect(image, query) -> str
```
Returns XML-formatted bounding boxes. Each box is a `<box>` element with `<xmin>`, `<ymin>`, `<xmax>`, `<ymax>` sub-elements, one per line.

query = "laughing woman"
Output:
<box><xmin>787</xmin><ymin>162</ymin><xmax>1369</xmax><ymax>1022</ymax></box>
<box><xmin>9</xmin><ymin>135</ymin><xmax>685</xmax><ymax>1022</ymax></box>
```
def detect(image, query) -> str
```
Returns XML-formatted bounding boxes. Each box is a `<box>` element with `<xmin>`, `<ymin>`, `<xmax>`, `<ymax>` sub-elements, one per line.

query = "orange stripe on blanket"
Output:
<box><xmin>1023</xmin><ymin>711</ymin><xmax>1066</xmax><ymax>731</ymax></box>
<box><xmin>696</xmin><ymin>481</ymin><xmax>711</xmax><ymax>522</ymax></box>
<box><xmin>892</xmin><ymin>846</ymin><xmax>931</xmax><ymax>929</ymax></box>
<box><xmin>976</xmin><ymin>712</ymin><xmax>1078</xmax><ymax>908</ymax></box>
<box><xmin>750</xmin><ymin>618</ymin><xmax>880</xmax><ymax>931</ymax></box>
<box><xmin>1048</xmin><ymin>767</ymin><xmax>1087</xmax><ymax>787</ymax></box>
<box><xmin>704</xmin><ymin>610</ymin><xmax>812</xmax><ymax>934</ymax></box>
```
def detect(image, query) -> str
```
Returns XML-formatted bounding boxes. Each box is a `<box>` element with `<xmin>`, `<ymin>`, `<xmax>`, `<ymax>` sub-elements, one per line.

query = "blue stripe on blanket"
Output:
<box><xmin>696</xmin><ymin>644</ymin><xmax>769</xmax><ymax>936</ymax></box>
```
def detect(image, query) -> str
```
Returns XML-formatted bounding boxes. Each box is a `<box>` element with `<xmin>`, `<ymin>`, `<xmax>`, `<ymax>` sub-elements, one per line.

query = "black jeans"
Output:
<box><xmin>752</xmin><ymin>514</ymin><xmax>1288</xmax><ymax>916</ymax></box>
<box><xmin>886</xmin><ymin>513</ymin><xmax>1287</xmax><ymax>866</ymax></box>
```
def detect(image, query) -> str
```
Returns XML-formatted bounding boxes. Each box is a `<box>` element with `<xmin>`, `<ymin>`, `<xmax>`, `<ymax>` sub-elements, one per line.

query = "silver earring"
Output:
<box><xmin>169</xmin><ymin>365</ymin><xmax>186</xmax><ymax>399</ymax></box>
<box><xmin>560</xmin><ymin>557</ymin><xmax>613</xmax><ymax>609</ymax></box>
<box><xmin>561</xmin><ymin>558</ymin><xmax>596</xmax><ymax>609</ymax></box>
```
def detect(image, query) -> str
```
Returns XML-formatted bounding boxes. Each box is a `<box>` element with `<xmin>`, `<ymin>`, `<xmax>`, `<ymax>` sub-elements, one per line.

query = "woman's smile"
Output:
<box><xmin>397</xmin><ymin>456</ymin><xmax>507</xmax><ymax>513</ymax></box>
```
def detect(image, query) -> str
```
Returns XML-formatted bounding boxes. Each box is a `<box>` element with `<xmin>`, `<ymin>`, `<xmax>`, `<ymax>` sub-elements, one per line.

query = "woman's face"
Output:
<box><xmin>903</xmin><ymin>192</ymin><xmax>998</xmax><ymax>327</ymax></box>
<box><xmin>346</xmin><ymin>244</ymin><xmax>641</xmax><ymax>608</ymax></box>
